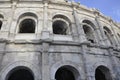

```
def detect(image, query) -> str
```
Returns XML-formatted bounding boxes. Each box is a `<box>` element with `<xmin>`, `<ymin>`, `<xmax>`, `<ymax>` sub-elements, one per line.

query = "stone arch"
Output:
<box><xmin>82</xmin><ymin>20</ymin><xmax>96</xmax><ymax>30</ymax></box>
<box><xmin>52</xmin><ymin>13</ymin><xmax>71</xmax><ymax>23</ymax></box>
<box><xmin>93</xmin><ymin>61</ymin><xmax>112</xmax><ymax>73</ymax></box>
<box><xmin>50</xmin><ymin>61</ymin><xmax>81</xmax><ymax>80</ymax></box>
<box><xmin>5</xmin><ymin>66</ymin><xmax>34</xmax><ymax>80</ymax></box>
<box><xmin>80</xmin><ymin>17</ymin><xmax>97</xmax><ymax>29</ymax></box>
<box><xmin>0</xmin><ymin>61</ymin><xmax>41</xmax><ymax>80</ymax></box>
<box><xmin>52</xmin><ymin>14</ymin><xmax>71</xmax><ymax>35</ymax></box>
<box><xmin>103</xmin><ymin>26</ymin><xmax>112</xmax><ymax>35</ymax></box>
<box><xmin>55</xmin><ymin>65</ymin><xmax>79</xmax><ymax>80</ymax></box>
<box><xmin>17</xmin><ymin>12</ymin><xmax>38</xmax><ymax>20</ymax></box>
<box><xmin>14</xmin><ymin>10</ymin><xmax>39</xmax><ymax>20</ymax></box>
<box><xmin>95</xmin><ymin>65</ymin><xmax>113</xmax><ymax>80</ymax></box>
<box><xmin>103</xmin><ymin>26</ymin><xmax>113</xmax><ymax>45</ymax></box>
<box><xmin>16</xmin><ymin>12</ymin><xmax>38</xmax><ymax>33</ymax></box>
<box><xmin>82</xmin><ymin>19</ymin><xmax>97</xmax><ymax>43</ymax></box>
<box><xmin>91</xmin><ymin>62</ymin><xmax>113</xmax><ymax>80</ymax></box>
<box><xmin>0</xmin><ymin>11</ymin><xmax>7</xmax><ymax>20</ymax></box>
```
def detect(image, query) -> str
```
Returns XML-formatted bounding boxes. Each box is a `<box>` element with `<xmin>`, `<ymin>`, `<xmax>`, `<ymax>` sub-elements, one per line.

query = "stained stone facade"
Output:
<box><xmin>0</xmin><ymin>0</ymin><xmax>120</xmax><ymax>80</ymax></box>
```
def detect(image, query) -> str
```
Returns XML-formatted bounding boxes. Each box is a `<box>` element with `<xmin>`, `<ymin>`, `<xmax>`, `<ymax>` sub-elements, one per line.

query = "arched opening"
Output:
<box><xmin>95</xmin><ymin>67</ymin><xmax>106</xmax><ymax>80</ymax></box>
<box><xmin>6</xmin><ymin>67</ymin><xmax>34</xmax><ymax>80</ymax></box>
<box><xmin>83</xmin><ymin>25</ymin><xmax>95</xmax><ymax>43</ymax></box>
<box><xmin>103</xmin><ymin>27</ymin><xmax>113</xmax><ymax>45</ymax></box>
<box><xmin>95</xmin><ymin>66</ymin><xmax>112</xmax><ymax>80</ymax></box>
<box><xmin>53</xmin><ymin>20</ymin><xmax>68</xmax><ymax>35</ymax></box>
<box><xmin>0</xmin><ymin>20</ymin><xmax>2</xmax><ymax>30</ymax></box>
<box><xmin>52</xmin><ymin>15</ymin><xmax>71</xmax><ymax>35</ymax></box>
<box><xmin>55</xmin><ymin>65</ymin><xmax>79</xmax><ymax>80</ymax></box>
<box><xmin>19</xmin><ymin>18</ymin><xmax>35</xmax><ymax>33</ymax></box>
<box><xmin>82</xmin><ymin>20</ymin><xmax>96</xmax><ymax>43</ymax></box>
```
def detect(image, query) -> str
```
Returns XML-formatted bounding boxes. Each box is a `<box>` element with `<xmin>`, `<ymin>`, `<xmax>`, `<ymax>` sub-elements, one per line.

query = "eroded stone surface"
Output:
<box><xmin>0</xmin><ymin>0</ymin><xmax>120</xmax><ymax>80</ymax></box>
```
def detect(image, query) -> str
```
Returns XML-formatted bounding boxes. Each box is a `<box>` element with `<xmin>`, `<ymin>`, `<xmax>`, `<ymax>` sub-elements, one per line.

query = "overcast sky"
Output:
<box><xmin>74</xmin><ymin>0</ymin><xmax>120</xmax><ymax>22</ymax></box>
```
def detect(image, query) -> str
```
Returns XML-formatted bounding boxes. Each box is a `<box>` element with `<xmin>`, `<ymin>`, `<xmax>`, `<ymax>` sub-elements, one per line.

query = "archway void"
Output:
<box><xmin>55</xmin><ymin>65</ymin><xmax>79</xmax><ymax>80</ymax></box>
<box><xmin>19</xmin><ymin>19</ymin><xmax>35</xmax><ymax>33</ymax></box>
<box><xmin>53</xmin><ymin>20</ymin><xmax>68</xmax><ymax>35</ymax></box>
<box><xmin>83</xmin><ymin>25</ymin><xmax>95</xmax><ymax>43</ymax></box>
<box><xmin>0</xmin><ymin>20</ymin><xmax>2</xmax><ymax>30</ymax></box>
<box><xmin>95</xmin><ymin>66</ymin><xmax>112</xmax><ymax>80</ymax></box>
<box><xmin>103</xmin><ymin>27</ymin><xmax>113</xmax><ymax>45</ymax></box>
<box><xmin>6</xmin><ymin>67</ymin><xmax>34</xmax><ymax>80</ymax></box>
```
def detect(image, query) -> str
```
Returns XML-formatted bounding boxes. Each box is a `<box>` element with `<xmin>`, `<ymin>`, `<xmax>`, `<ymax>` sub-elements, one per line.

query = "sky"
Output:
<box><xmin>74</xmin><ymin>0</ymin><xmax>120</xmax><ymax>22</ymax></box>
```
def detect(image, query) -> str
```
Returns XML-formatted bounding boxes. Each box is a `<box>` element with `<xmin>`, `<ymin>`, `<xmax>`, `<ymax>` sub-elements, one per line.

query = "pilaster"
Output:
<box><xmin>72</xmin><ymin>7</ymin><xmax>87</xmax><ymax>43</ymax></box>
<box><xmin>0</xmin><ymin>39</ymin><xmax>7</xmax><ymax>71</ymax></box>
<box><xmin>81</xmin><ymin>44</ymin><xmax>93</xmax><ymax>80</ymax></box>
<box><xmin>0</xmin><ymin>19</ymin><xmax>9</xmax><ymax>39</ymax></box>
<box><xmin>9</xmin><ymin>0</ymin><xmax>17</xmax><ymax>40</ymax></box>
<box><xmin>108</xmin><ymin>48</ymin><xmax>120</xmax><ymax>80</ymax></box>
<box><xmin>43</xmin><ymin>1</ymin><xmax>48</xmax><ymax>30</ymax></box>
<box><xmin>109</xmin><ymin>19</ymin><xmax>119</xmax><ymax>48</ymax></box>
<box><xmin>41</xmin><ymin>1</ymin><xmax>51</xmax><ymax>40</ymax></box>
<box><xmin>72</xmin><ymin>7</ymin><xmax>92</xmax><ymax>80</ymax></box>
<box><xmin>42</xmin><ymin>42</ymin><xmax>50</xmax><ymax>80</ymax></box>
<box><xmin>94</xmin><ymin>11</ymin><xmax>107</xmax><ymax>46</ymax></box>
<box><xmin>71</xmin><ymin>21</ymin><xmax>79</xmax><ymax>42</ymax></box>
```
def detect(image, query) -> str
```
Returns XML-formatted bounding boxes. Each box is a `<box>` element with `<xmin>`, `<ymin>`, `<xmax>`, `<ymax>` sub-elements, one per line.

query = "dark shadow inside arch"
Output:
<box><xmin>53</xmin><ymin>20</ymin><xmax>67</xmax><ymax>35</ymax></box>
<box><xmin>6</xmin><ymin>67</ymin><xmax>34</xmax><ymax>80</ymax></box>
<box><xmin>95</xmin><ymin>67</ymin><xmax>106</xmax><ymax>80</ymax></box>
<box><xmin>52</xmin><ymin>14</ymin><xmax>71</xmax><ymax>35</ymax></box>
<box><xmin>83</xmin><ymin>25</ymin><xmax>95</xmax><ymax>43</ymax></box>
<box><xmin>55</xmin><ymin>65</ymin><xmax>80</xmax><ymax>80</ymax></box>
<box><xmin>19</xmin><ymin>19</ymin><xmax>35</xmax><ymax>33</ymax></box>
<box><xmin>95</xmin><ymin>66</ymin><xmax>112</xmax><ymax>80</ymax></box>
<box><xmin>103</xmin><ymin>26</ymin><xmax>113</xmax><ymax>45</ymax></box>
<box><xmin>0</xmin><ymin>20</ymin><xmax>2</xmax><ymax>30</ymax></box>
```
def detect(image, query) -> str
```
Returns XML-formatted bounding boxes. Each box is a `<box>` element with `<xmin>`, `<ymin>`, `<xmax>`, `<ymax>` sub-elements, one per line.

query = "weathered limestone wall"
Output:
<box><xmin>0</xmin><ymin>0</ymin><xmax>120</xmax><ymax>80</ymax></box>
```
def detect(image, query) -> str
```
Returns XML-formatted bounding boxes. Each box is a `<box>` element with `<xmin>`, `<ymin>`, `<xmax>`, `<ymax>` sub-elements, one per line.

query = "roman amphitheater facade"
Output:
<box><xmin>0</xmin><ymin>0</ymin><xmax>120</xmax><ymax>80</ymax></box>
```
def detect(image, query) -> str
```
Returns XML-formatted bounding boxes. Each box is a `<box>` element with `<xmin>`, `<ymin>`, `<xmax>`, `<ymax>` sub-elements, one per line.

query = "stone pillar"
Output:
<box><xmin>96</xmin><ymin>16</ymin><xmax>111</xmax><ymax>46</ymax></box>
<box><xmin>43</xmin><ymin>1</ymin><xmax>48</xmax><ymax>31</ymax></box>
<box><xmin>81</xmin><ymin>45</ymin><xmax>93</xmax><ymax>80</ymax></box>
<box><xmin>72</xmin><ymin>6</ymin><xmax>91</xmax><ymax>80</ymax></box>
<box><xmin>71</xmin><ymin>21</ymin><xmax>79</xmax><ymax>42</ymax></box>
<box><xmin>109</xmin><ymin>20</ymin><xmax>119</xmax><ymax>48</ymax></box>
<box><xmin>94</xmin><ymin>21</ymin><xmax>103</xmax><ymax>45</ymax></box>
<box><xmin>8</xmin><ymin>1</ymin><xmax>17</xmax><ymax>40</ymax></box>
<box><xmin>94</xmin><ymin>12</ymin><xmax>108</xmax><ymax>46</ymax></box>
<box><xmin>41</xmin><ymin>1</ymin><xmax>50</xmax><ymax>80</ymax></box>
<box><xmin>42</xmin><ymin>42</ymin><xmax>50</xmax><ymax>80</ymax></box>
<box><xmin>72</xmin><ymin>7</ymin><xmax>87</xmax><ymax>43</ymax></box>
<box><xmin>41</xmin><ymin>1</ymin><xmax>51</xmax><ymax>40</ymax></box>
<box><xmin>108</xmin><ymin>48</ymin><xmax>120</xmax><ymax>80</ymax></box>
<box><xmin>0</xmin><ymin>19</ymin><xmax>9</xmax><ymax>39</ymax></box>
<box><xmin>0</xmin><ymin>39</ymin><xmax>7</xmax><ymax>71</ymax></box>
